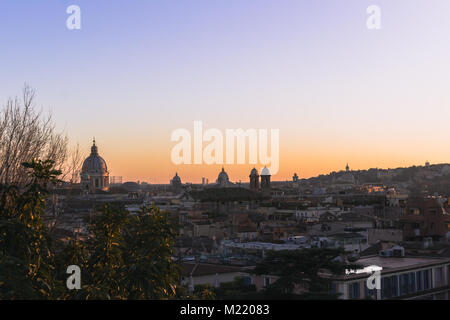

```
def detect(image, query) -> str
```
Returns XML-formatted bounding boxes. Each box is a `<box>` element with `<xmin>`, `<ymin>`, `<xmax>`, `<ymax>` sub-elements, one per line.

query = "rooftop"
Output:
<box><xmin>181</xmin><ymin>262</ymin><xmax>246</xmax><ymax>277</ymax></box>
<box><xmin>358</xmin><ymin>255</ymin><xmax>449</xmax><ymax>271</ymax></box>
<box><xmin>331</xmin><ymin>255</ymin><xmax>450</xmax><ymax>281</ymax></box>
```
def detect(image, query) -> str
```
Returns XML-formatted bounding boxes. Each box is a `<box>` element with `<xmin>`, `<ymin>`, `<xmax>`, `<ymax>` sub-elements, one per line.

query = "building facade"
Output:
<box><xmin>401</xmin><ymin>197</ymin><xmax>450</xmax><ymax>241</ymax></box>
<box><xmin>329</xmin><ymin>255</ymin><xmax>450</xmax><ymax>300</ymax></box>
<box><xmin>80</xmin><ymin>139</ymin><xmax>109</xmax><ymax>192</ymax></box>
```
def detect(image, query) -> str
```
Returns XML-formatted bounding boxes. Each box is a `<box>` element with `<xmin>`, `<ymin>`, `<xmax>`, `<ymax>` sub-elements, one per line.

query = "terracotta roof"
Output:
<box><xmin>181</xmin><ymin>263</ymin><xmax>245</xmax><ymax>277</ymax></box>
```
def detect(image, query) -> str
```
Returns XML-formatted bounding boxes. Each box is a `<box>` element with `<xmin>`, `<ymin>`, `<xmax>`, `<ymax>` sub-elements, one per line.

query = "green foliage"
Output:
<box><xmin>0</xmin><ymin>159</ymin><xmax>61</xmax><ymax>299</ymax></box>
<box><xmin>60</xmin><ymin>204</ymin><xmax>181</xmax><ymax>300</ymax></box>
<box><xmin>53</xmin><ymin>238</ymin><xmax>89</xmax><ymax>299</ymax></box>
<box><xmin>75</xmin><ymin>204</ymin><xmax>129</xmax><ymax>299</ymax></box>
<box><xmin>0</xmin><ymin>159</ymin><xmax>181</xmax><ymax>300</ymax></box>
<box><xmin>214</xmin><ymin>277</ymin><xmax>259</xmax><ymax>299</ymax></box>
<box><xmin>121</xmin><ymin>205</ymin><xmax>179</xmax><ymax>299</ymax></box>
<box><xmin>193</xmin><ymin>284</ymin><xmax>217</xmax><ymax>300</ymax></box>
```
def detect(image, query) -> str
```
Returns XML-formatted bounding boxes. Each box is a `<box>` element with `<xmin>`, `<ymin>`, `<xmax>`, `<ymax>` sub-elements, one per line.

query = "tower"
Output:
<box><xmin>292</xmin><ymin>172</ymin><xmax>300</xmax><ymax>194</ymax></box>
<box><xmin>260</xmin><ymin>166</ymin><xmax>271</xmax><ymax>197</ymax></box>
<box><xmin>249</xmin><ymin>168</ymin><xmax>259</xmax><ymax>192</ymax></box>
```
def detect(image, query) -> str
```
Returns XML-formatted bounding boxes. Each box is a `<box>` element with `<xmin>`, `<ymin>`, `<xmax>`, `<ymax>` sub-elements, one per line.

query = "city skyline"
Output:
<box><xmin>1</xmin><ymin>1</ymin><xmax>450</xmax><ymax>183</ymax></box>
<box><xmin>91</xmin><ymin>133</ymin><xmax>444</xmax><ymax>184</ymax></box>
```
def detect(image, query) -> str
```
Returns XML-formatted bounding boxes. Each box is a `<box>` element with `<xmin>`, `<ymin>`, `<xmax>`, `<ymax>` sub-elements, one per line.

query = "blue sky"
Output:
<box><xmin>1</xmin><ymin>1</ymin><xmax>450</xmax><ymax>182</ymax></box>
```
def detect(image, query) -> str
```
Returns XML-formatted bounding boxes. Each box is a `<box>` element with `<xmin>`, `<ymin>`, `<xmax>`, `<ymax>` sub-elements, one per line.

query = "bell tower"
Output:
<box><xmin>260</xmin><ymin>166</ymin><xmax>271</xmax><ymax>197</ymax></box>
<box><xmin>249</xmin><ymin>168</ymin><xmax>259</xmax><ymax>192</ymax></box>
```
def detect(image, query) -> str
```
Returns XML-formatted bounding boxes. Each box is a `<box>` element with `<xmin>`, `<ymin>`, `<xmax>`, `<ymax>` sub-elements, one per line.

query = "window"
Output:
<box><xmin>382</xmin><ymin>275</ymin><xmax>399</xmax><ymax>298</ymax></box>
<box><xmin>264</xmin><ymin>277</ymin><xmax>270</xmax><ymax>288</ymax></box>
<box><xmin>423</xmin><ymin>270</ymin><xmax>430</xmax><ymax>290</ymax></box>
<box><xmin>436</xmin><ymin>267</ymin><xmax>443</xmax><ymax>285</ymax></box>
<box><xmin>381</xmin><ymin>277</ymin><xmax>394</xmax><ymax>299</ymax></box>
<box><xmin>400</xmin><ymin>274</ymin><xmax>409</xmax><ymax>295</ymax></box>
<box><xmin>391</xmin><ymin>275</ymin><xmax>399</xmax><ymax>297</ymax></box>
<box><xmin>409</xmin><ymin>208</ymin><xmax>421</xmax><ymax>215</ymax></box>
<box><xmin>416</xmin><ymin>271</ymin><xmax>423</xmax><ymax>291</ymax></box>
<box><xmin>408</xmin><ymin>273</ymin><xmax>416</xmax><ymax>293</ymax></box>
<box><xmin>349</xmin><ymin>282</ymin><xmax>360</xmax><ymax>299</ymax></box>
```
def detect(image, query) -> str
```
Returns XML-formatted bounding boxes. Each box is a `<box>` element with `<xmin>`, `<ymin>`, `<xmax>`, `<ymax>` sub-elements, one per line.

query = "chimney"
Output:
<box><xmin>423</xmin><ymin>237</ymin><xmax>433</xmax><ymax>249</ymax></box>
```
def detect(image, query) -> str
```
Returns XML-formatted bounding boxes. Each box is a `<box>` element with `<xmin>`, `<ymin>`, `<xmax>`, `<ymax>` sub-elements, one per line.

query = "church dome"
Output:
<box><xmin>82</xmin><ymin>139</ymin><xmax>108</xmax><ymax>174</ymax></box>
<box><xmin>250</xmin><ymin>168</ymin><xmax>258</xmax><ymax>176</ymax></box>
<box><xmin>261</xmin><ymin>166</ymin><xmax>270</xmax><ymax>176</ymax></box>
<box><xmin>217</xmin><ymin>167</ymin><xmax>229</xmax><ymax>183</ymax></box>
<box><xmin>172</xmin><ymin>172</ymin><xmax>181</xmax><ymax>183</ymax></box>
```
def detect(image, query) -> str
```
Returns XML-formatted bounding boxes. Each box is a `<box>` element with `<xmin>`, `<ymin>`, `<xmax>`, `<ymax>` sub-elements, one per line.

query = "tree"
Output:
<box><xmin>0</xmin><ymin>159</ymin><xmax>62</xmax><ymax>299</ymax></box>
<box><xmin>0</xmin><ymin>85</ymin><xmax>68</xmax><ymax>186</ymax></box>
<box><xmin>193</xmin><ymin>284</ymin><xmax>217</xmax><ymax>300</ymax></box>
<box><xmin>82</xmin><ymin>204</ymin><xmax>129</xmax><ymax>299</ymax></box>
<box><xmin>214</xmin><ymin>277</ymin><xmax>259</xmax><ymax>300</ymax></box>
<box><xmin>253</xmin><ymin>248</ymin><xmax>356</xmax><ymax>299</ymax></box>
<box><xmin>0</xmin><ymin>159</ymin><xmax>181</xmax><ymax>300</ymax></box>
<box><xmin>55</xmin><ymin>203</ymin><xmax>181</xmax><ymax>300</ymax></box>
<box><xmin>121</xmin><ymin>205</ymin><xmax>179</xmax><ymax>299</ymax></box>
<box><xmin>65</xmin><ymin>143</ymin><xmax>83</xmax><ymax>184</ymax></box>
<box><xmin>53</xmin><ymin>238</ymin><xmax>89</xmax><ymax>299</ymax></box>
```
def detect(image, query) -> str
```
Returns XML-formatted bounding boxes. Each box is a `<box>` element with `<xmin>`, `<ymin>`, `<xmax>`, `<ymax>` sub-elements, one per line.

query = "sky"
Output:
<box><xmin>1</xmin><ymin>0</ymin><xmax>450</xmax><ymax>183</ymax></box>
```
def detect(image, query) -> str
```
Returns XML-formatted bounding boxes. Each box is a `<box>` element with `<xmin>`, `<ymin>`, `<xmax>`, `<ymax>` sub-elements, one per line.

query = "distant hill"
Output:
<box><xmin>303</xmin><ymin>163</ymin><xmax>450</xmax><ymax>196</ymax></box>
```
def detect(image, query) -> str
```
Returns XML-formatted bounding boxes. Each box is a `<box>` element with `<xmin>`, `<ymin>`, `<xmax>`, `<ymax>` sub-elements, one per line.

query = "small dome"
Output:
<box><xmin>217</xmin><ymin>167</ymin><xmax>230</xmax><ymax>185</ymax></box>
<box><xmin>172</xmin><ymin>172</ymin><xmax>181</xmax><ymax>183</ymax></box>
<box><xmin>250</xmin><ymin>168</ymin><xmax>258</xmax><ymax>176</ymax></box>
<box><xmin>261</xmin><ymin>166</ymin><xmax>270</xmax><ymax>176</ymax></box>
<box><xmin>82</xmin><ymin>155</ymin><xmax>107</xmax><ymax>173</ymax></box>
<box><xmin>218</xmin><ymin>167</ymin><xmax>229</xmax><ymax>180</ymax></box>
<box><xmin>81</xmin><ymin>139</ymin><xmax>108</xmax><ymax>174</ymax></box>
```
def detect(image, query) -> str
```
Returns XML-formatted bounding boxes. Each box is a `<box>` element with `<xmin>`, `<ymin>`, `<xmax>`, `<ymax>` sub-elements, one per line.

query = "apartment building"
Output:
<box><xmin>329</xmin><ymin>255</ymin><xmax>450</xmax><ymax>300</ymax></box>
